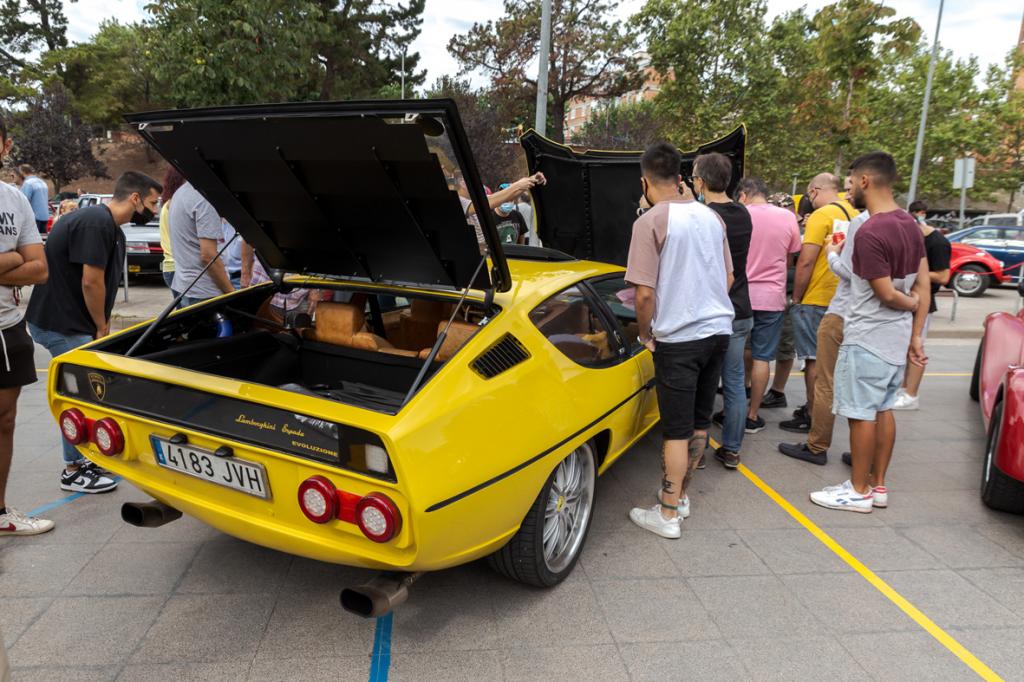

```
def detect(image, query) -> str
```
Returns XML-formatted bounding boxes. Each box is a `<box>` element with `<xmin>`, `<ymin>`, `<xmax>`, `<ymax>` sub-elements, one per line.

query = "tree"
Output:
<box><xmin>312</xmin><ymin>0</ymin><xmax>426</xmax><ymax>101</ymax></box>
<box><xmin>428</xmin><ymin>76</ymin><xmax>524</xmax><ymax>187</ymax></box>
<box><xmin>572</xmin><ymin>100</ymin><xmax>665</xmax><ymax>150</ymax></box>
<box><xmin>143</xmin><ymin>0</ymin><xmax>325</xmax><ymax>107</ymax></box>
<box><xmin>449</xmin><ymin>0</ymin><xmax>641</xmax><ymax>143</ymax></box>
<box><xmin>0</xmin><ymin>0</ymin><xmax>72</xmax><ymax>71</ymax></box>
<box><xmin>9</xmin><ymin>82</ymin><xmax>107</xmax><ymax>192</ymax></box>
<box><xmin>982</xmin><ymin>50</ymin><xmax>1024</xmax><ymax>210</ymax></box>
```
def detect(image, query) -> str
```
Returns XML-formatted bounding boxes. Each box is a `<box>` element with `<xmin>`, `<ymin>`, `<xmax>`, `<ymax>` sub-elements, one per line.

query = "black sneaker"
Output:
<box><xmin>712</xmin><ymin>411</ymin><xmax>725</xmax><ymax>428</ymax></box>
<box><xmin>745</xmin><ymin>416</ymin><xmax>766</xmax><ymax>434</ymax></box>
<box><xmin>780</xmin><ymin>405</ymin><xmax>811</xmax><ymax>433</ymax></box>
<box><xmin>81</xmin><ymin>459</ymin><xmax>113</xmax><ymax>477</ymax></box>
<box><xmin>760</xmin><ymin>389</ymin><xmax>788</xmax><ymax>409</ymax></box>
<box><xmin>841</xmin><ymin>452</ymin><xmax>852</xmax><ymax>466</ymax></box>
<box><xmin>778</xmin><ymin>442</ymin><xmax>827</xmax><ymax>465</ymax></box>
<box><xmin>715</xmin><ymin>446</ymin><xmax>740</xmax><ymax>469</ymax></box>
<box><xmin>60</xmin><ymin>466</ymin><xmax>118</xmax><ymax>494</ymax></box>
<box><xmin>792</xmin><ymin>404</ymin><xmax>808</xmax><ymax>418</ymax></box>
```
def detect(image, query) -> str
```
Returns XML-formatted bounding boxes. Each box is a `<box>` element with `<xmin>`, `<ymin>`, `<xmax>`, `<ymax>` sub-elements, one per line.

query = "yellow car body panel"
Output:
<box><xmin>47</xmin><ymin>258</ymin><xmax>659</xmax><ymax>572</ymax></box>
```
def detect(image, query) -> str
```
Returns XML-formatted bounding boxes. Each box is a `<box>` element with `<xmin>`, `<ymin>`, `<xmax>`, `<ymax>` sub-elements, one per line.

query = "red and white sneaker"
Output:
<box><xmin>809</xmin><ymin>480</ymin><xmax>873</xmax><ymax>513</ymax></box>
<box><xmin>872</xmin><ymin>486</ymin><xmax>888</xmax><ymax>508</ymax></box>
<box><xmin>0</xmin><ymin>508</ymin><xmax>55</xmax><ymax>536</ymax></box>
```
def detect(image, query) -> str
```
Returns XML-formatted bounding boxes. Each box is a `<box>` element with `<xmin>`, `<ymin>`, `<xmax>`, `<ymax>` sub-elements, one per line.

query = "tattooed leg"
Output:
<box><xmin>660</xmin><ymin>438</ymin><xmax>688</xmax><ymax>519</ymax></box>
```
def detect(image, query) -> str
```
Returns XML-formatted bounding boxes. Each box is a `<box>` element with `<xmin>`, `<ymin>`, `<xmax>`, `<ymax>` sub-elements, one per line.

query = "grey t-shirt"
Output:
<box><xmin>0</xmin><ymin>182</ymin><xmax>43</xmax><ymax>329</ymax></box>
<box><xmin>169</xmin><ymin>182</ymin><xmax>225</xmax><ymax>300</ymax></box>
<box><xmin>825</xmin><ymin>211</ymin><xmax>869</xmax><ymax>320</ymax></box>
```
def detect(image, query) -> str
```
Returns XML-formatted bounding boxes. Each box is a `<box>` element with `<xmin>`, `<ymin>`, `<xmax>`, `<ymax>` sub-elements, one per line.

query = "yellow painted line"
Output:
<box><xmin>715</xmin><ymin>446</ymin><xmax>1002</xmax><ymax>681</ymax></box>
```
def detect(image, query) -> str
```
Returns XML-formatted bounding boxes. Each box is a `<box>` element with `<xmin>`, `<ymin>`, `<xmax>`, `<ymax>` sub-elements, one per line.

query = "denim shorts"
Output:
<box><xmin>791</xmin><ymin>303</ymin><xmax>827</xmax><ymax>360</ymax></box>
<box><xmin>750</xmin><ymin>310</ymin><xmax>785</xmax><ymax>361</ymax></box>
<box><xmin>653</xmin><ymin>334</ymin><xmax>729</xmax><ymax>440</ymax></box>
<box><xmin>833</xmin><ymin>344</ymin><xmax>905</xmax><ymax>421</ymax></box>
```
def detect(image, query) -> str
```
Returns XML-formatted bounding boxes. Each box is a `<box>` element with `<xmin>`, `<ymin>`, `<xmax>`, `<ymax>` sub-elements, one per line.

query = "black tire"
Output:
<box><xmin>970</xmin><ymin>340</ymin><xmax>982</xmax><ymax>402</ymax></box>
<box><xmin>488</xmin><ymin>442</ymin><xmax>597</xmax><ymax>587</ymax></box>
<box><xmin>952</xmin><ymin>264</ymin><xmax>990</xmax><ymax>297</ymax></box>
<box><xmin>981</xmin><ymin>401</ymin><xmax>1024</xmax><ymax>514</ymax></box>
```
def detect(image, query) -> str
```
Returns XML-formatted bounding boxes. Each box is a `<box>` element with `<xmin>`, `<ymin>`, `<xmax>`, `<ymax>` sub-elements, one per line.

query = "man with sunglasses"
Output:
<box><xmin>782</xmin><ymin>174</ymin><xmax>858</xmax><ymax>434</ymax></box>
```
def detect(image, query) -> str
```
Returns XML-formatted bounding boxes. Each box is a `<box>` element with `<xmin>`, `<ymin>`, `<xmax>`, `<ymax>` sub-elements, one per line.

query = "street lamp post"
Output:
<box><xmin>400</xmin><ymin>47</ymin><xmax>407</xmax><ymax>99</ymax></box>
<box><xmin>534</xmin><ymin>0</ymin><xmax>552</xmax><ymax>135</ymax></box>
<box><xmin>906</xmin><ymin>0</ymin><xmax>945</xmax><ymax>206</ymax></box>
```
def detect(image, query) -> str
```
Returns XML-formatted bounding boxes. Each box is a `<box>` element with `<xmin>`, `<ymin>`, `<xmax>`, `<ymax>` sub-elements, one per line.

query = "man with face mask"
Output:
<box><xmin>27</xmin><ymin>171</ymin><xmax>162</xmax><ymax>494</ymax></box>
<box><xmin>492</xmin><ymin>186</ymin><xmax>529</xmax><ymax>244</ymax></box>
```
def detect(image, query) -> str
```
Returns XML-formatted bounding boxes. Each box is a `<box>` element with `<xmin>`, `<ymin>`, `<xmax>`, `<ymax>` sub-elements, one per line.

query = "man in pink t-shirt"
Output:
<box><xmin>738</xmin><ymin>178</ymin><xmax>801</xmax><ymax>427</ymax></box>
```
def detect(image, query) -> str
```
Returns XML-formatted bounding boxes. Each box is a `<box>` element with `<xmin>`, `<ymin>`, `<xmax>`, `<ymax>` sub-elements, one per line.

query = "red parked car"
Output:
<box><xmin>971</xmin><ymin>305</ymin><xmax>1024</xmax><ymax>513</ymax></box>
<box><xmin>949</xmin><ymin>242</ymin><xmax>1009</xmax><ymax>297</ymax></box>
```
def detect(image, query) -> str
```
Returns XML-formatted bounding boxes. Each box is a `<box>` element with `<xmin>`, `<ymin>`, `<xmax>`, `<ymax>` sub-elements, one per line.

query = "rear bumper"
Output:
<box><xmin>127</xmin><ymin>254</ymin><xmax>163</xmax><ymax>275</ymax></box>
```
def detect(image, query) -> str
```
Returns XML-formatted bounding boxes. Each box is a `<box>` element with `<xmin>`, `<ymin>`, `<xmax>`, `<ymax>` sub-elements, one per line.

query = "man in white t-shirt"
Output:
<box><xmin>625</xmin><ymin>141</ymin><xmax>734</xmax><ymax>539</ymax></box>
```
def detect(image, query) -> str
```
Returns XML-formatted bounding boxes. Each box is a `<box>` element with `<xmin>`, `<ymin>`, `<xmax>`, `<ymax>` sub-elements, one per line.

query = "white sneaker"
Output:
<box><xmin>629</xmin><ymin>504</ymin><xmax>681</xmax><ymax>538</ymax></box>
<box><xmin>0</xmin><ymin>508</ymin><xmax>55</xmax><ymax>535</ymax></box>
<box><xmin>809</xmin><ymin>480</ymin><xmax>874</xmax><ymax>513</ymax></box>
<box><xmin>654</xmin><ymin>490</ymin><xmax>690</xmax><ymax>518</ymax></box>
<box><xmin>892</xmin><ymin>390</ymin><xmax>919</xmax><ymax>411</ymax></box>
<box><xmin>872</xmin><ymin>486</ymin><xmax>888</xmax><ymax>508</ymax></box>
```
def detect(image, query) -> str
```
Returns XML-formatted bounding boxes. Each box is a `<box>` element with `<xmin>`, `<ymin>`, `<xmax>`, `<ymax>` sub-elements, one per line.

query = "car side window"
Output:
<box><xmin>587</xmin><ymin>275</ymin><xmax>642</xmax><ymax>355</ymax></box>
<box><xmin>969</xmin><ymin>229</ymin><xmax>1001</xmax><ymax>241</ymax></box>
<box><xmin>529</xmin><ymin>285</ymin><xmax>616</xmax><ymax>366</ymax></box>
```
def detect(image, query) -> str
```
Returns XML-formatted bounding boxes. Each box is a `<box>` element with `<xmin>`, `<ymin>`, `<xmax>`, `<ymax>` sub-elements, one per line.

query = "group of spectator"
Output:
<box><xmin>627</xmin><ymin>142</ymin><xmax>951</xmax><ymax>538</ymax></box>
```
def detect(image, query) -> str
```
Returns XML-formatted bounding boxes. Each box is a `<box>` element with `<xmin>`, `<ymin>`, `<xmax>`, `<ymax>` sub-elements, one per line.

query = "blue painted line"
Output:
<box><xmin>26</xmin><ymin>477</ymin><xmax>122</xmax><ymax>517</ymax></box>
<box><xmin>368</xmin><ymin>613</ymin><xmax>393</xmax><ymax>682</ymax></box>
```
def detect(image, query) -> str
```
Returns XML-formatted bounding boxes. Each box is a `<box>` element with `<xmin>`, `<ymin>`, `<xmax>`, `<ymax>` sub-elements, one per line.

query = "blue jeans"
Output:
<box><xmin>721</xmin><ymin>316</ymin><xmax>753</xmax><ymax>452</ymax></box>
<box><xmin>28</xmin><ymin>323</ymin><xmax>93</xmax><ymax>465</ymax></box>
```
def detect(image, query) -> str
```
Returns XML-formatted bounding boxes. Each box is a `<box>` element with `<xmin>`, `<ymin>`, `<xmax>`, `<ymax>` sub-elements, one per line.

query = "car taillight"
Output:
<box><xmin>59</xmin><ymin>408</ymin><xmax>89</xmax><ymax>445</ymax></box>
<box><xmin>298</xmin><ymin>476</ymin><xmax>336</xmax><ymax>524</ymax></box>
<box><xmin>92</xmin><ymin>418</ymin><xmax>125</xmax><ymax>456</ymax></box>
<box><xmin>356</xmin><ymin>493</ymin><xmax>402</xmax><ymax>543</ymax></box>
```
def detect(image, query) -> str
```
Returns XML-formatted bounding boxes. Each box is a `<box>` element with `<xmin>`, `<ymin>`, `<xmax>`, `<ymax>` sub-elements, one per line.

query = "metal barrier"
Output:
<box><xmin>935</xmin><ymin>288</ymin><xmax>958</xmax><ymax>322</ymax></box>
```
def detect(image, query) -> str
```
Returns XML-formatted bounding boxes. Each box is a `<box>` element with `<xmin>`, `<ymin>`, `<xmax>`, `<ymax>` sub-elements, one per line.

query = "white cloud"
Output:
<box><xmin>60</xmin><ymin>0</ymin><xmax>1022</xmax><ymax>87</ymax></box>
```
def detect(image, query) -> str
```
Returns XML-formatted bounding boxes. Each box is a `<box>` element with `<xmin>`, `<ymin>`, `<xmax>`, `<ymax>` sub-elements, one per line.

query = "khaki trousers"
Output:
<box><xmin>807</xmin><ymin>313</ymin><xmax>844</xmax><ymax>454</ymax></box>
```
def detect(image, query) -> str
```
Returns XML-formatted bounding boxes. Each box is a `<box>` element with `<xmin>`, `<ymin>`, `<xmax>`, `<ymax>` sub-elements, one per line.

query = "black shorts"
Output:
<box><xmin>0</xmin><ymin>319</ymin><xmax>39</xmax><ymax>389</ymax></box>
<box><xmin>653</xmin><ymin>334</ymin><xmax>729</xmax><ymax>440</ymax></box>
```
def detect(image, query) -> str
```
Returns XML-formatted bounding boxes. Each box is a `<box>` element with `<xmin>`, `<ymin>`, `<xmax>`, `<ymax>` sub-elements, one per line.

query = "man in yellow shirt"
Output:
<box><xmin>781</xmin><ymin>173</ymin><xmax>858</xmax><ymax>434</ymax></box>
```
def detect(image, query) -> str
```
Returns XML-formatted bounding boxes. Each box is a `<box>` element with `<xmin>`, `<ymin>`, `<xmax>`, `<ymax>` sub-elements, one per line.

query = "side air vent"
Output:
<box><xmin>471</xmin><ymin>334</ymin><xmax>530</xmax><ymax>379</ymax></box>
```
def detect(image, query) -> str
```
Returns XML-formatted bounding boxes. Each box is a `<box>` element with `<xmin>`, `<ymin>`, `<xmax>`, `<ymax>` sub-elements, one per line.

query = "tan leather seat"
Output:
<box><xmin>311</xmin><ymin>302</ymin><xmax>418</xmax><ymax>356</ymax></box>
<box><xmin>400</xmin><ymin>299</ymin><xmax>453</xmax><ymax>350</ymax></box>
<box><xmin>418</xmin><ymin>320</ymin><xmax>478</xmax><ymax>361</ymax></box>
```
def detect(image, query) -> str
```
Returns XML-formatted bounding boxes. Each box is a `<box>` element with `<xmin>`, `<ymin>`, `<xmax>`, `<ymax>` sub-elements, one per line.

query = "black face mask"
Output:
<box><xmin>131</xmin><ymin>202</ymin><xmax>155</xmax><ymax>225</ymax></box>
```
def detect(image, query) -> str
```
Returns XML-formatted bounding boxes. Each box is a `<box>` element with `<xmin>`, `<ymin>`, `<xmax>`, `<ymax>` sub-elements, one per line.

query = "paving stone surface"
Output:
<box><xmin>1</xmin><ymin>338</ymin><xmax>1020</xmax><ymax>680</ymax></box>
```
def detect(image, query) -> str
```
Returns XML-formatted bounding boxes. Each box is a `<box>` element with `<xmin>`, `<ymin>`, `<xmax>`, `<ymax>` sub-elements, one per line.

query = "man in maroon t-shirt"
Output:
<box><xmin>810</xmin><ymin>152</ymin><xmax>929</xmax><ymax>514</ymax></box>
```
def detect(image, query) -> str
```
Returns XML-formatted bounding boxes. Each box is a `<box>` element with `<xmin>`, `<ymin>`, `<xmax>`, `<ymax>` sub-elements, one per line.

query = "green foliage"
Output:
<box><xmin>8</xmin><ymin>81</ymin><xmax>108</xmax><ymax>192</ymax></box>
<box><xmin>448</xmin><ymin>0</ymin><xmax>641</xmax><ymax>143</ymax></box>
<box><xmin>573</xmin><ymin>101</ymin><xmax>664</xmax><ymax>150</ymax></box>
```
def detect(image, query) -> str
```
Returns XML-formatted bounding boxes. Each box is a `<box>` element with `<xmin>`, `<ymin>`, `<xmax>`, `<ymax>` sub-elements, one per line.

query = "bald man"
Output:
<box><xmin>780</xmin><ymin>173</ymin><xmax>858</xmax><ymax>435</ymax></box>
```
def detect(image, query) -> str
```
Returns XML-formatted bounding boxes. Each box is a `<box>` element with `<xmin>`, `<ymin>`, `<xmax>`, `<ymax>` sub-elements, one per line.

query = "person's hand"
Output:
<box><xmin>909</xmin><ymin>334</ymin><xmax>928</xmax><ymax>367</ymax></box>
<box><xmin>641</xmin><ymin>336</ymin><xmax>656</xmax><ymax>353</ymax></box>
<box><xmin>825</xmin><ymin>238</ymin><xmax>844</xmax><ymax>257</ymax></box>
<box><xmin>95</xmin><ymin>323</ymin><xmax>110</xmax><ymax>339</ymax></box>
<box><xmin>908</xmin><ymin>291</ymin><xmax>920</xmax><ymax>313</ymax></box>
<box><xmin>530</xmin><ymin>172</ymin><xmax>546</xmax><ymax>186</ymax></box>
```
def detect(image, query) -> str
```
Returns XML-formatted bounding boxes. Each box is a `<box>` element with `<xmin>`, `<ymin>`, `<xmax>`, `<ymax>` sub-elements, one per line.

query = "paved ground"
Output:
<box><xmin>2</xmin><ymin>332</ymin><xmax>1023</xmax><ymax>681</ymax></box>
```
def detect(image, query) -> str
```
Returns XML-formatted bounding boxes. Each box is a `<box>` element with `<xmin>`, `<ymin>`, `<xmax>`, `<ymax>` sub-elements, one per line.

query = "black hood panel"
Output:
<box><xmin>126</xmin><ymin>99</ymin><xmax>508</xmax><ymax>292</ymax></box>
<box><xmin>521</xmin><ymin>126</ymin><xmax>746</xmax><ymax>265</ymax></box>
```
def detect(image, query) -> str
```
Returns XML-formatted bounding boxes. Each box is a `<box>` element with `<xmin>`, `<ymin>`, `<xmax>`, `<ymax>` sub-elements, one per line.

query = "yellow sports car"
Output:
<box><xmin>46</xmin><ymin>100</ymin><xmax>745</xmax><ymax>614</ymax></box>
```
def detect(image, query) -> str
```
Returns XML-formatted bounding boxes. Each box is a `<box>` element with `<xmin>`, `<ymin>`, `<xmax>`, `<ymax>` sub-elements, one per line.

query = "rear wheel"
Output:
<box><xmin>970</xmin><ymin>340</ymin><xmax>982</xmax><ymax>402</ymax></box>
<box><xmin>488</xmin><ymin>441</ymin><xmax>597</xmax><ymax>587</ymax></box>
<box><xmin>981</xmin><ymin>401</ymin><xmax>1024</xmax><ymax>514</ymax></box>
<box><xmin>952</xmin><ymin>265</ymin><xmax>990</xmax><ymax>297</ymax></box>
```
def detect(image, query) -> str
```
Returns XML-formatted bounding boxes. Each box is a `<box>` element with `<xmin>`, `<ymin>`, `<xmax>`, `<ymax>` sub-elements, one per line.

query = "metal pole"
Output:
<box><xmin>906</xmin><ymin>0</ymin><xmax>944</xmax><ymax>206</ymax></box>
<box><xmin>791</xmin><ymin>174</ymin><xmax>798</xmax><ymax>196</ymax></box>
<box><xmin>534</xmin><ymin>0</ymin><xmax>552</xmax><ymax>135</ymax></box>
<box><xmin>959</xmin><ymin>183</ymin><xmax>968</xmax><ymax>229</ymax></box>
<box><xmin>400</xmin><ymin>48</ymin><xmax>406</xmax><ymax>99</ymax></box>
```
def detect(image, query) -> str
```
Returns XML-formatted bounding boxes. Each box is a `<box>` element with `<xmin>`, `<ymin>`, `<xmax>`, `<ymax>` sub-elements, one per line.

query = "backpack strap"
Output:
<box><xmin>829</xmin><ymin>201</ymin><xmax>851</xmax><ymax>221</ymax></box>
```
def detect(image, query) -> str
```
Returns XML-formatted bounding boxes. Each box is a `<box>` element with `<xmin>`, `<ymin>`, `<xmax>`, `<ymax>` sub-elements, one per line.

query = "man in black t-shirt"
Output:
<box><xmin>493</xmin><ymin>201</ymin><xmax>529</xmax><ymax>244</ymax></box>
<box><xmin>893</xmin><ymin>200</ymin><xmax>951</xmax><ymax>410</ymax></box>
<box><xmin>692</xmin><ymin>152</ymin><xmax>753</xmax><ymax>469</ymax></box>
<box><xmin>26</xmin><ymin>171</ymin><xmax>162</xmax><ymax>494</ymax></box>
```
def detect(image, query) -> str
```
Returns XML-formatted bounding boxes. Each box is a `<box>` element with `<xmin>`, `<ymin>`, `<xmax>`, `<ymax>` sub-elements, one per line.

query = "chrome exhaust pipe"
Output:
<box><xmin>120</xmin><ymin>500</ymin><xmax>183</xmax><ymax>528</ymax></box>
<box><xmin>340</xmin><ymin>572</ymin><xmax>422</xmax><ymax>618</ymax></box>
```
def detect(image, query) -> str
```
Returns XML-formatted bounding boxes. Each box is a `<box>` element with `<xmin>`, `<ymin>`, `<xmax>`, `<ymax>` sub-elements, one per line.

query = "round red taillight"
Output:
<box><xmin>92</xmin><ymin>418</ymin><xmax>124</xmax><ymax>456</ymax></box>
<box><xmin>355</xmin><ymin>493</ymin><xmax>401</xmax><ymax>543</ymax></box>
<box><xmin>298</xmin><ymin>476</ymin><xmax>337</xmax><ymax>524</ymax></box>
<box><xmin>59</xmin><ymin>408</ymin><xmax>89</xmax><ymax>445</ymax></box>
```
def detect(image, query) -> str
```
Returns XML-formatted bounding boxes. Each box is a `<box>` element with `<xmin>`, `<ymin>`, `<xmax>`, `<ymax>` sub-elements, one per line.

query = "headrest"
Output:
<box><xmin>313</xmin><ymin>302</ymin><xmax>365</xmax><ymax>341</ymax></box>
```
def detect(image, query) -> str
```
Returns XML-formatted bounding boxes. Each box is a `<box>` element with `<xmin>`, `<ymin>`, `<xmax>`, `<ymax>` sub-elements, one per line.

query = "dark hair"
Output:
<box><xmin>693</xmin><ymin>152</ymin><xmax>732</xmax><ymax>193</ymax></box>
<box><xmin>16</xmin><ymin>164</ymin><xmax>33</xmax><ymax>177</ymax></box>
<box><xmin>640</xmin><ymin>141</ymin><xmax>681</xmax><ymax>183</ymax></box>
<box><xmin>849</xmin><ymin>151</ymin><xmax>898</xmax><ymax>187</ymax></box>
<box><xmin>112</xmin><ymin>171</ymin><xmax>163</xmax><ymax>201</ymax></box>
<box><xmin>737</xmin><ymin>177</ymin><xmax>768</xmax><ymax>200</ymax></box>
<box><xmin>908</xmin><ymin>200</ymin><xmax>927</xmax><ymax>213</ymax></box>
<box><xmin>161</xmin><ymin>167</ymin><xmax>185</xmax><ymax>204</ymax></box>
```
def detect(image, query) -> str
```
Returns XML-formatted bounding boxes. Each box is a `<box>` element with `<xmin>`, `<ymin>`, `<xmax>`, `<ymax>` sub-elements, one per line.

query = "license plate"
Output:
<box><xmin>151</xmin><ymin>437</ymin><xmax>270</xmax><ymax>499</ymax></box>
<box><xmin>128</xmin><ymin>265</ymin><xmax>141</xmax><ymax>273</ymax></box>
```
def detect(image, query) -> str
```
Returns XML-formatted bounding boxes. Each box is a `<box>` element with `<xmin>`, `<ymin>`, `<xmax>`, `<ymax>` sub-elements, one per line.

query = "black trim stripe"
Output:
<box><xmin>425</xmin><ymin>379</ymin><xmax>655</xmax><ymax>512</ymax></box>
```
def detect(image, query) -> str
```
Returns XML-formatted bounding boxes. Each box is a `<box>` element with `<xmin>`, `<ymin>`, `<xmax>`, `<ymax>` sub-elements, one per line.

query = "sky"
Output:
<box><xmin>63</xmin><ymin>0</ymin><xmax>1023</xmax><ymax>87</ymax></box>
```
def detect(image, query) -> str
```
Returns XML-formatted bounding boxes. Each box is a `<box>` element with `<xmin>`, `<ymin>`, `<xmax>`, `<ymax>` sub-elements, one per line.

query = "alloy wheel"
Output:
<box><xmin>542</xmin><ymin>443</ymin><xmax>596</xmax><ymax>573</ymax></box>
